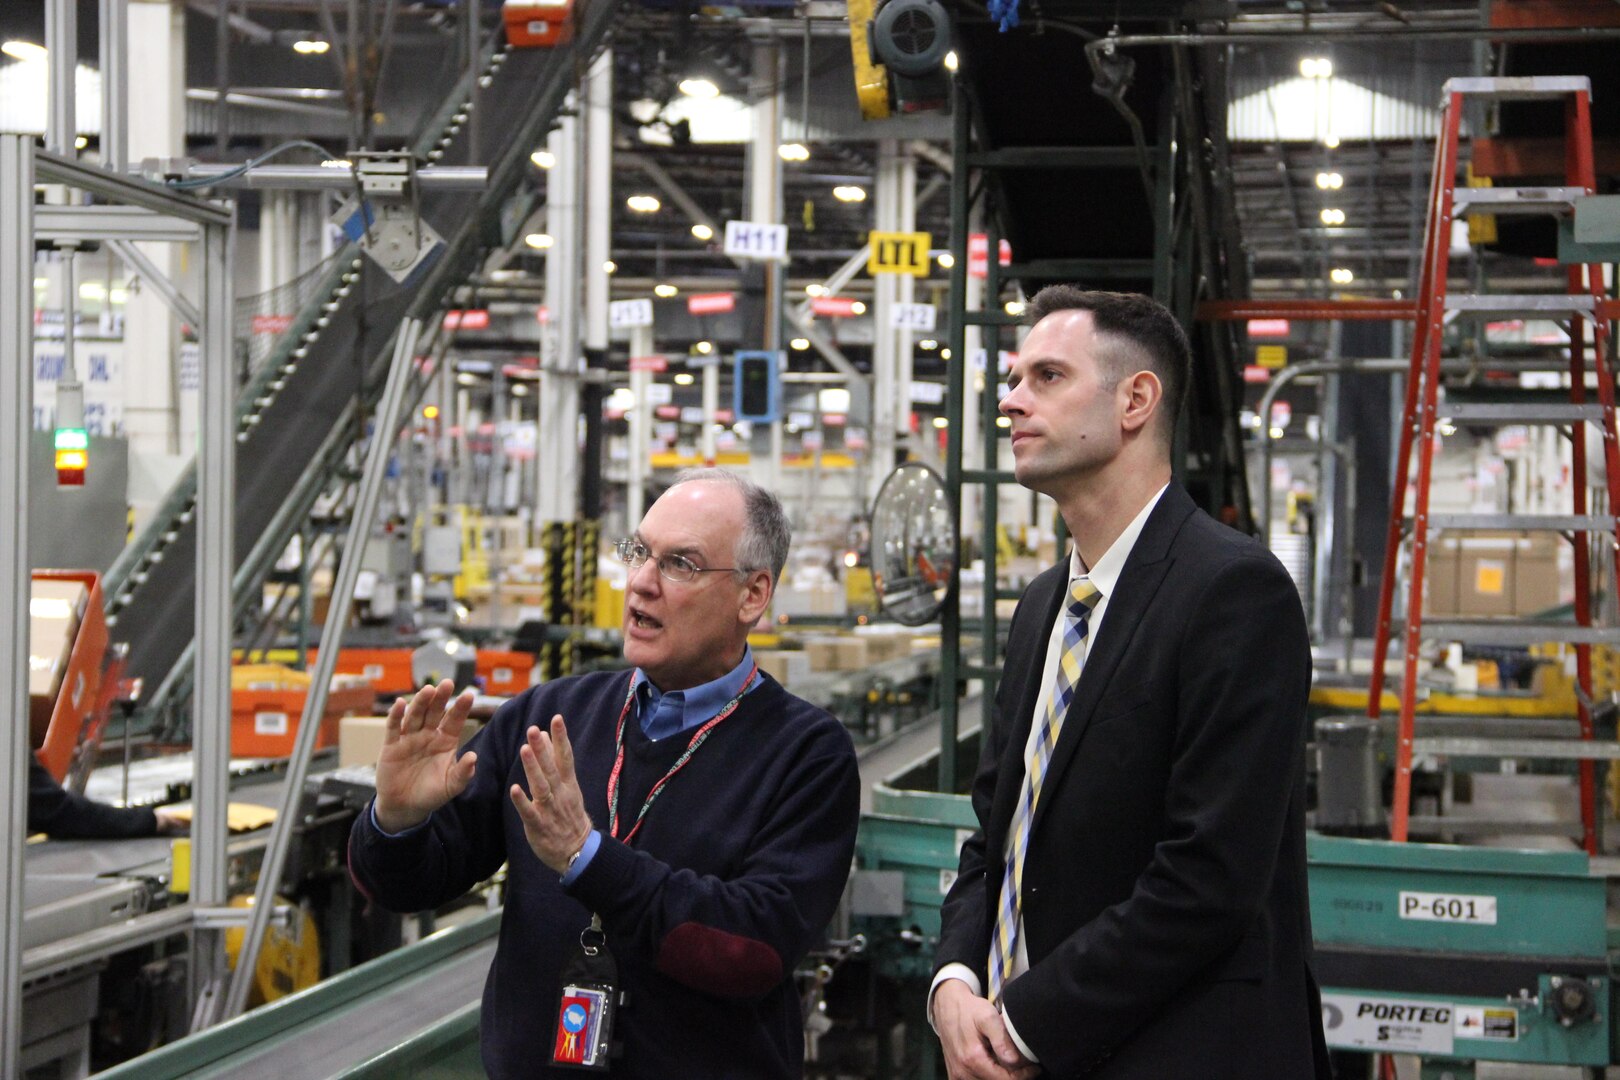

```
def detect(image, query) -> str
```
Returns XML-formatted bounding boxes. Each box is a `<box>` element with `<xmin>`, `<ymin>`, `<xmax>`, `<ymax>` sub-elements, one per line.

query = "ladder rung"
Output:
<box><xmin>1407</xmin><ymin>815</ymin><xmax>1583</xmax><ymax>838</ymax></box>
<box><xmin>1451</xmin><ymin>187</ymin><xmax>1585</xmax><ymax>215</ymax></box>
<box><xmin>962</xmin><ymin>311</ymin><xmax>1025</xmax><ymax>327</ymax></box>
<box><xmin>1413</xmin><ymin>715</ymin><xmax>1585</xmax><ymax>739</ymax></box>
<box><xmin>963</xmin><ymin>468</ymin><xmax>1017</xmax><ymax>484</ymax></box>
<box><xmin>1411</xmin><ymin>736</ymin><xmax>1620</xmax><ymax>761</ymax></box>
<box><xmin>1425</xmin><ymin>513</ymin><xmax>1615</xmax><ymax>531</ymax></box>
<box><xmin>1442</xmin><ymin>75</ymin><xmax>1591</xmax><ymax>100</ymax></box>
<box><xmin>994</xmin><ymin>589</ymin><xmax>1024</xmax><ymax>602</ymax></box>
<box><xmin>1419</xmin><ymin>620</ymin><xmax>1620</xmax><ymax>646</ymax></box>
<box><xmin>1445</xmin><ymin>294</ymin><xmax>1596</xmax><ymax>317</ymax></box>
<box><xmin>1443</xmin><ymin>403</ymin><xmax>1606</xmax><ymax>425</ymax></box>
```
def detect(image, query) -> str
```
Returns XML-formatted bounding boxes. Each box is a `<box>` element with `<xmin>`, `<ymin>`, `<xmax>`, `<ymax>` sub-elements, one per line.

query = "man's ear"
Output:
<box><xmin>739</xmin><ymin>570</ymin><xmax>774</xmax><ymax>625</ymax></box>
<box><xmin>1119</xmin><ymin>369</ymin><xmax>1162</xmax><ymax>436</ymax></box>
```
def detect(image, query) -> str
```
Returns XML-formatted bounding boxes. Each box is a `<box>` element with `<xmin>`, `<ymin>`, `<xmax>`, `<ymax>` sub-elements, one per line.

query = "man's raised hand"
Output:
<box><xmin>373</xmin><ymin>679</ymin><xmax>478</xmax><ymax>833</ymax></box>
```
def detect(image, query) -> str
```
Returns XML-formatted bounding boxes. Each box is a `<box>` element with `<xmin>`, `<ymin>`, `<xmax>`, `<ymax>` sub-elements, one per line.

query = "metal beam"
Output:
<box><xmin>100</xmin><ymin>0</ymin><xmax>129</xmax><ymax>172</ymax></box>
<box><xmin>0</xmin><ymin>133</ymin><xmax>35</xmax><ymax>1080</ymax></box>
<box><xmin>180</xmin><ymin>164</ymin><xmax>487</xmax><ymax>190</ymax></box>
<box><xmin>38</xmin><ymin>206</ymin><xmax>202</xmax><ymax>245</ymax></box>
<box><xmin>46</xmin><ymin>0</ymin><xmax>76</xmax><ymax>154</ymax></box>
<box><xmin>107</xmin><ymin>239</ymin><xmax>204</xmax><ymax>328</ymax></box>
<box><xmin>35</xmin><ymin>151</ymin><xmax>233</xmax><ymax>225</ymax></box>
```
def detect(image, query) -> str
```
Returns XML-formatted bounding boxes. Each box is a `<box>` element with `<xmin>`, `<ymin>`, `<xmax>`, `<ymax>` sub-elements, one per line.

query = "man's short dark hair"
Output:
<box><xmin>1026</xmin><ymin>286</ymin><xmax>1191</xmax><ymax>447</ymax></box>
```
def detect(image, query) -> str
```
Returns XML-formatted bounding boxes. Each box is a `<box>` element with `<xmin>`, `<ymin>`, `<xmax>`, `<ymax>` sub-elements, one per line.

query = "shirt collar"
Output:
<box><xmin>635</xmin><ymin>644</ymin><xmax>757</xmax><ymax>727</ymax></box>
<box><xmin>1068</xmin><ymin>483</ymin><xmax>1170</xmax><ymax>598</ymax></box>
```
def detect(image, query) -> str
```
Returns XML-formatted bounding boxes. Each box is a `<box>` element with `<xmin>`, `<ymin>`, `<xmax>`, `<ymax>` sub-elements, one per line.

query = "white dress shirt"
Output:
<box><xmin>930</xmin><ymin>484</ymin><xmax>1168</xmax><ymax>1062</ymax></box>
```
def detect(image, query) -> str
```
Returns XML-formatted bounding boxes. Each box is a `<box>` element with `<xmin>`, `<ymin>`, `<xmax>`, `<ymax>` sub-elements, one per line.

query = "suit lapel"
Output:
<box><xmin>1028</xmin><ymin>484</ymin><xmax>1197</xmax><ymax>840</ymax></box>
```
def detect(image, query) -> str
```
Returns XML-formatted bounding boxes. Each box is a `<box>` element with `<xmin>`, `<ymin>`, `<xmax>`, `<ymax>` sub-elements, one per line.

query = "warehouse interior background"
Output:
<box><xmin>4</xmin><ymin>0</ymin><xmax>1620</xmax><ymax>1077</ymax></box>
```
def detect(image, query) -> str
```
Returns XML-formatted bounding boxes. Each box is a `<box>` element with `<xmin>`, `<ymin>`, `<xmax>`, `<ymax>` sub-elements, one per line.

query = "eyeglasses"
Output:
<box><xmin>615</xmin><ymin>537</ymin><xmax>741</xmax><ymax>584</ymax></box>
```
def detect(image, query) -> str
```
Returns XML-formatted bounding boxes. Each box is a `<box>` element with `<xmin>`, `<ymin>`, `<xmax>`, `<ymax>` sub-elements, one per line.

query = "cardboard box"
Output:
<box><xmin>754</xmin><ymin>649</ymin><xmax>810</xmax><ymax>689</ymax></box>
<box><xmin>1428</xmin><ymin>531</ymin><xmax>1563</xmax><ymax>618</ymax></box>
<box><xmin>338</xmin><ymin>714</ymin><xmax>482</xmax><ymax>768</ymax></box>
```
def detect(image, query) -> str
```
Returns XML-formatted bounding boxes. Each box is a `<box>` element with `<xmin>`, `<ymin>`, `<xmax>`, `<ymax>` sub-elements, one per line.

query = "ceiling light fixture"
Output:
<box><xmin>2</xmin><ymin>41</ymin><xmax>48</xmax><ymax>62</ymax></box>
<box><xmin>932</xmin><ymin>416</ymin><xmax>949</xmax><ymax>429</ymax></box>
<box><xmin>1315</xmin><ymin>171</ymin><xmax>1344</xmax><ymax>190</ymax></box>
<box><xmin>530</xmin><ymin>150</ymin><xmax>556</xmax><ymax>169</ymax></box>
<box><xmin>691</xmin><ymin>223</ymin><xmax>714</xmax><ymax>241</ymax></box>
<box><xmin>627</xmin><ymin>194</ymin><xmax>661</xmax><ymax>213</ymax></box>
<box><xmin>833</xmin><ymin>185</ymin><xmax>867</xmax><ymax>203</ymax></box>
<box><xmin>1300</xmin><ymin>57</ymin><xmax>1333</xmax><ymax>79</ymax></box>
<box><xmin>1330</xmin><ymin>267</ymin><xmax>1354</xmax><ymax>284</ymax></box>
<box><xmin>654</xmin><ymin>283</ymin><xmax>678</xmax><ymax>298</ymax></box>
<box><xmin>936</xmin><ymin>252</ymin><xmax>955</xmax><ymax>269</ymax></box>
<box><xmin>602</xmin><ymin>260</ymin><xmax>617</xmax><ymax>274</ymax></box>
<box><xmin>525</xmin><ymin>232</ymin><xmax>554</xmax><ymax>249</ymax></box>
<box><xmin>292</xmin><ymin>38</ymin><xmax>330</xmax><ymax>54</ymax></box>
<box><xmin>694</xmin><ymin>340</ymin><xmax>714</xmax><ymax>355</ymax></box>
<box><xmin>805</xmin><ymin>283</ymin><xmax>826</xmax><ymax>297</ymax></box>
<box><xmin>674</xmin><ymin>373</ymin><xmax>695</xmax><ymax>386</ymax></box>
<box><xmin>1320</xmin><ymin>208</ymin><xmax>1346</xmax><ymax>226</ymax></box>
<box><xmin>790</xmin><ymin>337</ymin><xmax>811</xmax><ymax>351</ymax></box>
<box><xmin>778</xmin><ymin>143</ymin><xmax>810</xmax><ymax>162</ymax></box>
<box><xmin>919</xmin><ymin>339</ymin><xmax>938</xmax><ymax>350</ymax></box>
<box><xmin>678</xmin><ymin>77</ymin><xmax>720</xmax><ymax>99</ymax></box>
<box><xmin>1322</xmin><ymin>133</ymin><xmax>1342</xmax><ymax>149</ymax></box>
<box><xmin>1004</xmin><ymin>300</ymin><xmax>1025</xmax><ymax>316</ymax></box>
<box><xmin>944</xmin><ymin>50</ymin><xmax>959</xmax><ymax>72</ymax></box>
<box><xmin>850</xmin><ymin>301</ymin><xmax>868</xmax><ymax>315</ymax></box>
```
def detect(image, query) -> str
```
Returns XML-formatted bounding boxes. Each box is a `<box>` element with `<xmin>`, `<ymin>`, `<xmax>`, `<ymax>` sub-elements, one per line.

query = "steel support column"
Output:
<box><xmin>748</xmin><ymin>39</ymin><xmax>783</xmax><ymax>492</ymax></box>
<box><xmin>46</xmin><ymin>0</ymin><xmax>76</xmax><ymax>154</ymax></box>
<box><xmin>627</xmin><ymin>325</ymin><xmax>654</xmax><ymax>528</ymax></box>
<box><xmin>0</xmin><ymin>134</ymin><xmax>36</xmax><ymax>1080</ymax></box>
<box><xmin>538</xmin><ymin>97</ymin><xmax>582</xmax><ymax>521</ymax></box>
<box><xmin>869</xmin><ymin>139</ymin><xmax>902</xmax><ymax>501</ymax></box>
<box><xmin>100</xmin><ymin>0</ymin><xmax>129</xmax><ymax>172</ymax></box>
<box><xmin>895</xmin><ymin>143</ymin><xmax>917</xmax><ymax>460</ymax></box>
<box><xmin>581</xmin><ymin>50</ymin><xmax>612</xmax><ymax>519</ymax></box>
<box><xmin>190</xmin><ymin>208</ymin><xmax>237</xmax><ymax>1029</ymax></box>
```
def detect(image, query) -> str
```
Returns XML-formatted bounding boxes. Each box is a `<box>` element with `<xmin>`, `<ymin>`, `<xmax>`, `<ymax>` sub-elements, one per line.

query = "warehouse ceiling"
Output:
<box><xmin>3</xmin><ymin>0</ymin><xmax>1615</xmax><ymax>356</ymax></box>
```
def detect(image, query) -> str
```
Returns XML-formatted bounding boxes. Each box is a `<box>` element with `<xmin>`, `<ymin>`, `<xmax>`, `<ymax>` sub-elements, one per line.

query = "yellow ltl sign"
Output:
<box><xmin>868</xmin><ymin>231</ymin><xmax>932</xmax><ymax>276</ymax></box>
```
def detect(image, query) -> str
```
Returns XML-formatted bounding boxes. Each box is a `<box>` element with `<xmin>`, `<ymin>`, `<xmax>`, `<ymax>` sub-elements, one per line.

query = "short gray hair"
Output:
<box><xmin>670</xmin><ymin>467</ymin><xmax>791</xmax><ymax>581</ymax></box>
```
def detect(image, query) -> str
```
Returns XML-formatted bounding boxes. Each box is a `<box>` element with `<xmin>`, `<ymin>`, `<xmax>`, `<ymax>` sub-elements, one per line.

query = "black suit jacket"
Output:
<box><xmin>935</xmin><ymin>483</ymin><xmax>1332</xmax><ymax>1079</ymax></box>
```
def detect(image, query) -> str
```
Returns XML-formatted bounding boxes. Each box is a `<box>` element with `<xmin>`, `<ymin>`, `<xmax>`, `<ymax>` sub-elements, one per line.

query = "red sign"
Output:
<box><xmin>251</xmin><ymin>314</ymin><xmax>293</xmax><ymax>335</ymax></box>
<box><xmin>1242</xmin><ymin>365</ymin><xmax>1271</xmax><ymax>384</ymax></box>
<box><xmin>714</xmin><ymin>408</ymin><xmax>734</xmax><ymax>423</ymax></box>
<box><xmin>1246</xmin><ymin>319</ymin><xmax>1290</xmax><ymax>338</ymax></box>
<box><xmin>822</xmin><ymin>413</ymin><xmax>847</xmax><ymax>427</ymax></box>
<box><xmin>967</xmin><ymin>234</ymin><xmax>1013</xmax><ymax>279</ymax></box>
<box><xmin>811</xmin><ymin>296</ymin><xmax>860</xmax><ymax>317</ymax></box>
<box><xmin>535</xmin><ymin>305</ymin><xmax>550</xmax><ymax>324</ymax></box>
<box><xmin>629</xmin><ymin>355</ymin><xmax>667</xmax><ymax>372</ymax></box>
<box><xmin>687</xmin><ymin>292</ymin><xmax>735</xmax><ymax>316</ymax></box>
<box><xmin>655</xmin><ymin>405</ymin><xmax>682</xmax><ymax>420</ymax></box>
<box><xmin>443</xmin><ymin>309</ymin><xmax>490</xmax><ymax>331</ymax></box>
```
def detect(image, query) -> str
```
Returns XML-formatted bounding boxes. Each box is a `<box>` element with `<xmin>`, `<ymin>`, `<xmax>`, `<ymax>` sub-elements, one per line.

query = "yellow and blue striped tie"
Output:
<box><xmin>989</xmin><ymin>577</ymin><xmax>1102</xmax><ymax>1003</ymax></box>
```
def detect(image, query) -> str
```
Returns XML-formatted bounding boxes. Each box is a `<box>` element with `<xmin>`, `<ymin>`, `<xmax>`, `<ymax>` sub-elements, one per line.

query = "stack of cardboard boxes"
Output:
<box><xmin>1428</xmin><ymin>530</ymin><xmax>1562</xmax><ymax>618</ymax></box>
<box><xmin>29</xmin><ymin>577</ymin><xmax>90</xmax><ymax>750</ymax></box>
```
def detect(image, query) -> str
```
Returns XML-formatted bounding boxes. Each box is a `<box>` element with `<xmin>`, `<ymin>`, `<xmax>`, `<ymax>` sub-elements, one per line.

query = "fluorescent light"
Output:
<box><xmin>2</xmin><ymin>41</ymin><xmax>48</xmax><ymax>63</ymax></box>
<box><xmin>321</xmin><ymin>158</ymin><xmax>352</xmax><ymax>169</ymax></box>
<box><xmin>627</xmin><ymin>194</ymin><xmax>661</xmax><ymax>213</ymax></box>
<box><xmin>1320</xmin><ymin>208</ymin><xmax>1345</xmax><ymax>226</ymax></box>
<box><xmin>1300</xmin><ymin>57</ymin><xmax>1332</xmax><ymax>78</ymax></box>
<box><xmin>850</xmin><ymin>301</ymin><xmax>867</xmax><ymax>315</ymax></box>
<box><xmin>674</xmin><ymin>373</ymin><xmax>695</xmax><ymax>386</ymax></box>
<box><xmin>654</xmin><ymin>283</ymin><xmax>678</xmax><ymax>298</ymax></box>
<box><xmin>691</xmin><ymin>223</ymin><xmax>714</xmax><ymax>241</ymax></box>
<box><xmin>678</xmin><ymin>77</ymin><xmax>719</xmax><ymax>99</ymax></box>
<box><xmin>944</xmin><ymin>50</ymin><xmax>958</xmax><ymax>72</ymax></box>
<box><xmin>530</xmin><ymin>150</ymin><xmax>555</xmax><ymax>169</ymax></box>
<box><xmin>778</xmin><ymin>143</ymin><xmax>810</xmax><ymax>162</ymax></box>
<box><xmin>292</xmin><ymin>39</ymin><xmax>330</xmax><ymax>54</ymax></box>
<box><xmin>1330</xmin><ymin>267</ymin><xmax>1354</xmax><ymax>284</ymax></box>
<box><xmin>525</xmin><ymin>232</ymin><xmax>554</xmax><ymax>249</ymax></box>
<box><xmin>790</xmin><ymin>337</ymin><xmax>810</xmax><ymax>351</ymax></box>
<box><xmin>833</xmin><ymin>185</ymin><xmax>867</xmax><ymax>203</ymax></box>
<box><xmin>1315</xmin><ymin>171</ymin><xmax>1343</xmax><ymax>190</ymax></box>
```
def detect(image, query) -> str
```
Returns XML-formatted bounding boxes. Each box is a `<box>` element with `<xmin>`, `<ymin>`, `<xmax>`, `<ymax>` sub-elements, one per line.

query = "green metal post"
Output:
<box><xmin>980</xmin><ymin>200</ymin><xmax>1003</xmax><ymax>746</ymax></box>
<box><xmin>940</xmin><ymin>73</ymin><xmax>971</xmax><ymax>795</ymax></box>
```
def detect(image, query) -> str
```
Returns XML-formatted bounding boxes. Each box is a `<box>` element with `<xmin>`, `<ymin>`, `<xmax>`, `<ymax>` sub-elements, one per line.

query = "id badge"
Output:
<box><xmin>553</xmin><ymin>915</ymin><xmax>618</xmax><ymax>1072</ymax></box>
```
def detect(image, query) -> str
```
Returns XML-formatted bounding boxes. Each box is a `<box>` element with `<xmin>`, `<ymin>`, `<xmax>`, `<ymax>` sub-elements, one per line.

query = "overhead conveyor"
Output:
<box><xmin>101</xmin><ymin>1</ymin><xmax>622</xmax><ymax>728</ymax></box>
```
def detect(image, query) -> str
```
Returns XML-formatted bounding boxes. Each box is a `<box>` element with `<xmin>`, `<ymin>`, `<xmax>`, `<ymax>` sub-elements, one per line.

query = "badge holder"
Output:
<box><xmin>552</xmin><ymin>915</ymin><xmax>619</xmax><ymax>1071</ymax></box>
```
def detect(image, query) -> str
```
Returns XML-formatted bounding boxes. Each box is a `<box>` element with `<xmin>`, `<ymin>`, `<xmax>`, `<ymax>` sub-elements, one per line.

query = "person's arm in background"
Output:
<box><xmin>26</xmin><ymin>754</ymin><xmax>183</xmax><ymax>839</ymax></box>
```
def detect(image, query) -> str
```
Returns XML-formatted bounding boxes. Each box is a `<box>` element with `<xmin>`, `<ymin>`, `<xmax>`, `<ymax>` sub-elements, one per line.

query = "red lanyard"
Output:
<box><xmin>606</xmin><ymin>664</ymin><xmax>758</xmax><ymax>846</ymax></box>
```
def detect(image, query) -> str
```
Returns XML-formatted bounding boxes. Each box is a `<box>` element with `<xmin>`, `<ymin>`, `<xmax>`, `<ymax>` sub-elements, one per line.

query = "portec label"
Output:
<box><xmin>1321</xmin><ymin>993</ymin><xmax>1454</xmax><ymax>1054</ymax></box>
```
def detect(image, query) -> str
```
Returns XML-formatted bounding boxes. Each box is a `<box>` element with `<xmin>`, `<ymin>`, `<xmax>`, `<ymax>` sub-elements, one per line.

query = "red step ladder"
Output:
<box><xmin>1367</xmin><ymin>76</ymin><xmax>1620</xmax><ymax>854</ymax></box>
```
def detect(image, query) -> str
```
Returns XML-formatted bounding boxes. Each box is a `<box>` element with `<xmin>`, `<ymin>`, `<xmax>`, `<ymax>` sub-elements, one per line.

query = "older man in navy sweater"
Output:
<box><xmin>349</xmin><ymin>469</ymin><xmax>860</xmax><ymax>1079</ymax></box>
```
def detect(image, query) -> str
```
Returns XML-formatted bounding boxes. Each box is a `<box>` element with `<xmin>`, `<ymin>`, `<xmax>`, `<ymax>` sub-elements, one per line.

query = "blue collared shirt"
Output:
<box><xmin>561</xmin><ymin>646</ymin><xmax>760</xmax><ymax>884</ymax></box>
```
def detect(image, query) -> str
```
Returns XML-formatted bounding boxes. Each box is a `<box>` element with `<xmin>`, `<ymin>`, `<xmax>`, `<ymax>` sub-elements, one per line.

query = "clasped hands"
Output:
<box><xmin>934</xmin><ymin>979</ymin><xmax>1039</xmax><ymax>1080</ymax></box>
<box><xmin>372</xmin><ymin>679</ymin><xmax>594</xmax><ymax>874</ymax></box>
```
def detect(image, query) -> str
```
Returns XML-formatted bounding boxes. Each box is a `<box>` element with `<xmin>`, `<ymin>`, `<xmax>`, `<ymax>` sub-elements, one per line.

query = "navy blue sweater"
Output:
<box><xmin>348</xmin><ymin>670</ymin><xmax>860</xmax><ymax>1079</ymax></box>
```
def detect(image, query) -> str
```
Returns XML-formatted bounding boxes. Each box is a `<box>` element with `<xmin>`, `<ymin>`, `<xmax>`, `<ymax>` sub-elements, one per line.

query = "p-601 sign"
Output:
<box><xmin>1398</xmin><ymin>891</ymin><xmax>1497</xmax><ymax>925</ymax></box>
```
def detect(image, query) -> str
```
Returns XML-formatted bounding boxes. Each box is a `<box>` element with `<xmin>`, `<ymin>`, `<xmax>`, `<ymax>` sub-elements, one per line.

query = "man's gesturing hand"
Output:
<box><xmin>373</xmin><ymin>680</ymin><xmax>478</xmax><ymax>833</ymax></box>
<box><xmin>934</xmin><ymin>979</ymin><xmax>1040</xmax><ymax>1080</ymax></box>
<box><xmin>510</xmin><ymin>715</ymin><xmax>595</xmax><ymax>874</ymax></box>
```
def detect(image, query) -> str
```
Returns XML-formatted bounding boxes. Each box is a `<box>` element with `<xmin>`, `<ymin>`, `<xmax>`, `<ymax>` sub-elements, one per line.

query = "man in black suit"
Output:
<box><xmin>931</xmin><ymin>288</ymin><xmax>1330</xmax><ymax>1079</ymax></box>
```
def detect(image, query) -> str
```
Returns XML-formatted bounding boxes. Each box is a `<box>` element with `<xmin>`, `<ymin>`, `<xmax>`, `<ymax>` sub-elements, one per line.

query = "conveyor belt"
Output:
<box><xmin>95</xmin><ymin>913</ymin><xmax>499</xmax><ymax>1080</ymax></box>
